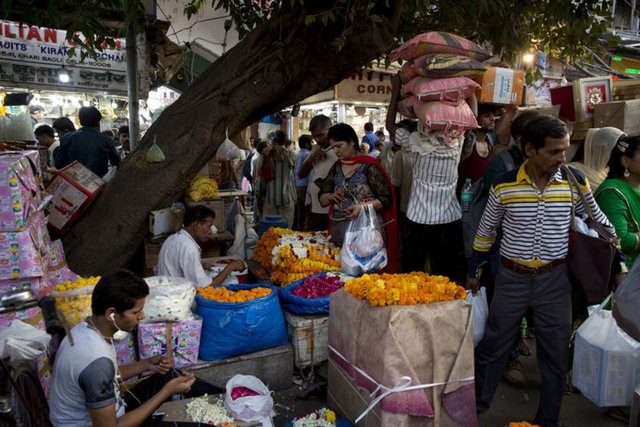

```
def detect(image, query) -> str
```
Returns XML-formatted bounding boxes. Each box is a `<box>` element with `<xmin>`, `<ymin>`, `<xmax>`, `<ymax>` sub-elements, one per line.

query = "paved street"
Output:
<box><xmin>270</xmin><ymin>340</ymin><xmax>628</xmax><ymax>426</ymax></box>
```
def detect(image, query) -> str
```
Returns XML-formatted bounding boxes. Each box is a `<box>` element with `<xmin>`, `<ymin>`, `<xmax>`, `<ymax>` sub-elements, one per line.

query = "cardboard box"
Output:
<box><xmin>46</xmin><ymin>161</ymin><xmax>105</xmax><ymax>234</ymax></box>
<box><xmin>186</xmin><ymin>198</ymin><xmax>226</xmax><ymax>232</ymax></box>
<box><xmin>149</xmin><ymin>207</ymin><xmax>173</xmax><ymax>237</ymax></box>
<box><xmin>0</xmin><ymin>211</ymin><xmax>50</xmax><ymax>280</ymax></box>
<box><xmin>138</xmin><ymin>315</ymin><xmax>203</xmax><ymax>370</ymax></box>
<box><xmin>475</xmin><ymin>66</ymin><xmax>525</xmax><ymax>105</ymax></box>
<box><xmin>284</xmin><ymin>311</ymin><xmax>329</xmax><ymax>369</ymax></box>
<box><xmin>0</xmin><ymin>151</ymin><xmax>46</xmax><ymax>232</ymax></box>
<box><xmin>594</xmin><ymin>100</ymin><xmax>640</xmax><ymax>136</ymax></box>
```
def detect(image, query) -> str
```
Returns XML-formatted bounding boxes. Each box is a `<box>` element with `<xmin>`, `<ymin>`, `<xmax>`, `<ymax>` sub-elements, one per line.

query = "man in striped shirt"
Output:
<box><xmin>467</xmin><ymin>115</ymin><xmax>618</xmax><ymax>427</ymax></box>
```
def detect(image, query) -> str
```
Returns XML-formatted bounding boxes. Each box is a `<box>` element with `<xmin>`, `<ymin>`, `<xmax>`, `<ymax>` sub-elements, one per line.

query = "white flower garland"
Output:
<box><xmin>293</xmin><ymin>408</ymin><xmax>335</xmax><ymax>427</ymax></box>
<box><xmin>185</xmin><ymin>395</ymin><xmax>234</xmax><ymax>425</ymax></box>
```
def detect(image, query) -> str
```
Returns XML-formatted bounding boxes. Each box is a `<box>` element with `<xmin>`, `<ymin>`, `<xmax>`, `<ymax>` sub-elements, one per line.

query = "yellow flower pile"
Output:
<box><xmin>508</xmin><ymin>423</ymin><xmax>540</xmax><ymax>427</ymax></box>
<box><xmin>197</xmin><ymin>286</ymin><xmax>271</xmax><ymax>303</ymax></box>
<box><xmin>344</xmin><ymin>272</ymin><xmax>466</xmax><ymax>306</ymax></box>
<box><xmin>253</xmin><ymin>227</ymin><xmax>340</xmax><ymax>285</ymax></box>
<box><xmin>53</xmin><ymin>276</ymin><xmax>101</xmax><ymax>327</ymax></box>
<box><xmin>188</xmin><ymin>176</ymin><xmax>219</xmax><ymax>202</ymax></box>
<box><xmin>271</xmin><ymin>245</ymin><xmax>340</xmax><ymax>285</ymax></box>
<box><xmin>252</xmin><ymin>227</ymin><xmax>293</xmax><ymax>267</ymax></box>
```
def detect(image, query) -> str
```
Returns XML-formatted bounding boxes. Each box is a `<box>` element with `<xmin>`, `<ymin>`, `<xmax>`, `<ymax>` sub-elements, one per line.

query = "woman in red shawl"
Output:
<box><xmin>317</xmin><ymin>123</ymin><xmax>398</xmax><ymax>273</ymax></box>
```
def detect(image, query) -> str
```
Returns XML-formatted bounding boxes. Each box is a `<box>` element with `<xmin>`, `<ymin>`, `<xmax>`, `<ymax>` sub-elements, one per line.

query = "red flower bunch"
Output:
<box><xmin>291</xmin><ymin>275</ymin><xmax>344</xmax><ymax>299</ymax></box>
<box><xmin>230</xmin><ymin>386</ymin><xmax>260</xmax><ymax>400</ymax></box>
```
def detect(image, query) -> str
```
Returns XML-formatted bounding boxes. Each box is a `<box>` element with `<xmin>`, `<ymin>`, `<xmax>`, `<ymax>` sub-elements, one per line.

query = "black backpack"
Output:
<box><xmin>461</xmin><ymin>150</ymin><xmax>516</xmax><ymax>258</ymax></box>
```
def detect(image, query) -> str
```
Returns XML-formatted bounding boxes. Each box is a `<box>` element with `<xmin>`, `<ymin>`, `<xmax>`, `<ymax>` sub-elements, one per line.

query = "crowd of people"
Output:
<box><xmin>30</xmin><ymin>105</ymin><xmax>129</xmax><ymax>181</ymax></box>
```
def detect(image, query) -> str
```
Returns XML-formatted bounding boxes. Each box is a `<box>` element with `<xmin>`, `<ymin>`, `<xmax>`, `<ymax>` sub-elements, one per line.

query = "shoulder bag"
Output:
<box><xmin>564</xmin><ymin>166</ymin><xmax>618</xmax><ymax>304</ymax></box>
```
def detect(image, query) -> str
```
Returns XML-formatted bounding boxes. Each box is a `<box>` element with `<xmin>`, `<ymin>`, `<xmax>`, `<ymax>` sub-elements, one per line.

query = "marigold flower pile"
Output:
<box><xmin>197</xmin><ymin>286</ymin><xmax>271</xmax><ymax>303</ymax></box>
<box><xmin>253</xmin><ymin>228</ymin><xmax>340</xmax><ymax>285</ymax></box>
<box><xmin>508</xmin><ymin>423</ymin><xmax>540</xmax><ymax>427</ymax></box>
<box><xmin>53</xmin><ymin>276</ymin><xmax>102</xmax><ymax>327</ymax></box>
<box><xmin>344</xmin><ymin>272</ymin><xmax>466</xmax><ymax>306</ymax></box>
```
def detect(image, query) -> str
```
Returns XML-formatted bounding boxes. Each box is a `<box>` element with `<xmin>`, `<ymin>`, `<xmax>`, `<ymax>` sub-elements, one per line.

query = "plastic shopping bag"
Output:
<box><xmin>216</xmin><ymin>129</ymin><xmax>243</xmax><ymax>161</ymax></box>
<box><xmin>224</xmin><ymin>374</ymin><xmax>273</xmax><ymax>427</ymax></box>
<box><xmin>613</xmin><ymin>256</ymin><xmax>640</xmax><ymax>342</ymax></box>
<box><xmin>466</xmin><ymin>287</ymin><xmax>488</xmax><ymax>347</ymax></box>
<box><xmin>572</xmin><ymin>294</ymin><xmax>640</xmax><ymax>407</ymax></box>
<box><xmin>340</xmin><ymin>203</ymin><xmax>387</xmax><ymax>276</ymax></box>
<box><xmin>0</xmin><ymin>320</ymin><xmax>51</xmax><ymax>362</ymax></box>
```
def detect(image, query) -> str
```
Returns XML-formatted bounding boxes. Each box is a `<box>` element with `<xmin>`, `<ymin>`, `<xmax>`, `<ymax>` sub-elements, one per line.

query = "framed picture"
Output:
<box><xmin>573</xmin><ymin>76</ymin><xmax>612</xmax><ymax>122</ymax></box>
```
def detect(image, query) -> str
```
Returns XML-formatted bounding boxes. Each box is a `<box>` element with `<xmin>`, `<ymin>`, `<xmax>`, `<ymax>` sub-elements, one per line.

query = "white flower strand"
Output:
<box><xmin>185</xmin><ymin>395</ymin><xmax>234</xmax><ymax>425</ymax></box>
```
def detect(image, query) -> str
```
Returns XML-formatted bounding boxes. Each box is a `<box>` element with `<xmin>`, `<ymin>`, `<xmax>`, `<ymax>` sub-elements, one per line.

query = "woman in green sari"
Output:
<box><xmin>596</xmin><ymin>135</ymin><xmax>640</xmax><ymax>269</ymax></box>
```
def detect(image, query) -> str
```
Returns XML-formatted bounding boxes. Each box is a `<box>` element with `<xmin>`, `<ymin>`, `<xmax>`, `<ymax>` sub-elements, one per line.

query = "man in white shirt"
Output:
<box><xmin>297</xmin><ymin>115</ymin><xmax>338</xmax><ymax>231</ymax></box>
<box><xmin>157</xmin><ymin>205</ymin><xmax>244</xmax><ymax>287</ymax></box>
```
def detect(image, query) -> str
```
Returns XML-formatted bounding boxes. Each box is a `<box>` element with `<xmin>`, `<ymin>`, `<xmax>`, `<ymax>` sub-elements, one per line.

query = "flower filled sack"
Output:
<box><xmin>389</xmin><ymin>31</ymin><xmax>491</xmax><ymax>62</ymax></box>
<box><xmin>141</xmin><ymin>276</ymin><xmax>196</xmax><ymax>323</ymax></box>
<box><xmin>402</xmin><ymin>76</ymin><xmax>480</xmax><ymax>103</ymax></box>
<box><xmin>412</xmin><ymin>53</ymin><xmax>487</xmax><ymax>78</ymax></box>
<box><xmin>195</xmin><ymin>283</ymin><xmax>288</xmax><ymax>361</ymax></box>
<box><xmin>341</xmin><ymin>203</ymin><xmax>387</xmax><ymax>276</ymax></box>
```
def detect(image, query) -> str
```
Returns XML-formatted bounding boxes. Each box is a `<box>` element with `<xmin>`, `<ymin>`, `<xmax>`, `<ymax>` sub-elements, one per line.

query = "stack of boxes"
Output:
<box><xmin>0</xmin><ymin>150</ymin><xmax>53</xmax><ymax>328</ymax></box>
<box><xmin>0</xmin><ymin>150</ymin><xmax>80</xmax><ymax>397</ymax></box>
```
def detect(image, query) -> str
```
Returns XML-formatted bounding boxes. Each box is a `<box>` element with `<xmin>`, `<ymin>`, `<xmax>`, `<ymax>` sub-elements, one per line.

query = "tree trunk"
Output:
<box><xmin>62</xmin><ymin>3</ymin><xmax>403</xmax><ymax>275</ymax></box>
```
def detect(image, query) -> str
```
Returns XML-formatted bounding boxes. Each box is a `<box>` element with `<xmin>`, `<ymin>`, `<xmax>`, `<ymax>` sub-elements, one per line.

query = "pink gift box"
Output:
<box><xmin>0</xmin><ymin>276</ymin><xmax>49</xmax><ymax>297</ymax></box>
<box><xmin>0</xmin><ymin>306</ymin><xmax>45</xmax><ymax>330</ymax></box>
<box><xmin>0</xmin><ymin>211</ymin><xmax>50</xmax><ymax>280</ymax></box>
<box><xmin>45</xmin><ymin>265</ymin><xmax>79</xmax><ymax>289</ymax></box>
<box><xmin>137</xmin><ymin>315</ymin><xmax>202</xmax><ymax>370</ymax></box>
<box><xmin>0</xmin><ymin>151</ymin><xmax>47</xmax><ymax>232</ymax></box>
<box><xmin>35</xmin><ymin>352</ymin><xmax>52</xmax><ymax>398</ymax></box>
<box><xmin>115</xmin><ymin>332</ymin><xmax>139</xmax><ymax>384</ymax></box>
<box><xmin>47</xmin><ymin>239</ymin><xmax>67</xmax><ymax>269</ymax></box>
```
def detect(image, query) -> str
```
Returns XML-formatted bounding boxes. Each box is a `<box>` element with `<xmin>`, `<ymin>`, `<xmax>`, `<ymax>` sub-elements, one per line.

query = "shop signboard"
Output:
<box><xmin>334</xmin><ymin>70</ymin><xmax>393</xmax><ymax>105</ymax></box>
<box><xmin>0</xmin><ymin>20</ymin><xmax>129</xmax><ymax>94</ymax></box>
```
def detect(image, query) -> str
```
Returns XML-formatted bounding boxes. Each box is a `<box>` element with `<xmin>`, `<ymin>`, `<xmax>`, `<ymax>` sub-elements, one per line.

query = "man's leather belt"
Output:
<box><xmin>500</xmin><ymin>257</ymin><xmax>565</xmax><ymax>275</ymax></box>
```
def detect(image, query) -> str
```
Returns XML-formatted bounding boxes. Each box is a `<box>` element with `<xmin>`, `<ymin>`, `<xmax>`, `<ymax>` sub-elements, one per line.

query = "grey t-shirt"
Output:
<box><xmin>49</xmin><ymin>321</ymin><xmax>125</xmax><ymax>426</ymax></box>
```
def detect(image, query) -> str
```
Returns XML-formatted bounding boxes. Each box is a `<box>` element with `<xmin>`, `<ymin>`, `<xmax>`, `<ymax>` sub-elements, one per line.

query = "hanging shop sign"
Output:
<box><xmin>335</xmin><ymin>70</ymin><xmax>393</xmax><ymax>104</ymax></box>
<box><xmin>0</xmin><ymin>20</ymin><xmax>128</xmax><ymax>94</ymax></box>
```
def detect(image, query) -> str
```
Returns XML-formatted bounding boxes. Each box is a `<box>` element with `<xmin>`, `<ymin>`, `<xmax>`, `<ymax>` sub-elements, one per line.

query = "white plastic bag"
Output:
<box><xmin>572</xmin><ymin>294</ymin><xmax>640</xmax><ymax>407</ymax></box>
<box><xmin>340</xmin><ymin>203</ymin><xmax>387</xmax><ymax>276</ymax></box>
<box><xmin>466</xmin><ymin>287</ymin><xmax>488</xmax><ymax>347</ymax></box>
<box><xmin>216</xmin><ymin>129</ymin><xmax>243</xmax><ymax>161</ymax></box>
<box><xmin>141</xmin><ymin>276</ymin><xmax>196</xmax><ymax>323</ymax></box>
<box><xmin>224</xmin><ymin>374</ymin><xmax>273</xmax><ymax>427</ymax></box>
<box><xmin>0</xmin><ymin>320</ymin><xmax>51</xmax><ymax>362</ymax></box>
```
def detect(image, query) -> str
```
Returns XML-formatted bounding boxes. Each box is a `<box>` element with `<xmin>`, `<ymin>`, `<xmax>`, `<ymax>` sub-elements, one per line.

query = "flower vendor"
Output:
<box><xmin>157</xmin><ymin>205</ymin><xmax>245</xmax><ymax>287</ymax></box>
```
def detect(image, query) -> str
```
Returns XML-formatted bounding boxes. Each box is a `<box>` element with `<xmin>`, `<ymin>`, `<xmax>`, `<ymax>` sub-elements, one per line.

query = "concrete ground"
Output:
<box><xmin>269</xmin><ymin>344</ymin><xmax>628</xmax><ymax>427</ymax></box>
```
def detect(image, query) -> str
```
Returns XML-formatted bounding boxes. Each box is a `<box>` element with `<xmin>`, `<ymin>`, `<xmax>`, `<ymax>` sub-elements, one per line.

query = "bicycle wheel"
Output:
<box><xmin>9</xmin><ymin>360</ymin><xmax>51</xmax><ymax>427</ymax></box>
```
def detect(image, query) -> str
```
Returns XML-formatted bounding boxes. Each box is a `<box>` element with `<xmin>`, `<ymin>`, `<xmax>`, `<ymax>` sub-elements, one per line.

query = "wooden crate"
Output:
<box><xmin>594</xmin><ymin>100</ymin><xmax>640</xmax><ymax>136</ymax></box>
<box><xmin>284</xmin><ymin>311</ymin><xmax>329</xmax><ymax>369</ymax></box>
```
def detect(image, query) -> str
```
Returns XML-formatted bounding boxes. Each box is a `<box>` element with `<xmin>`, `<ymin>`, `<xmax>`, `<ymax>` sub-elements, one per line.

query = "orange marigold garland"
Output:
<box><xmin>508</xmin><ymin>423</ymin><xmax>540</xmax><ymax>427</ymax></box>
<box><xmin>344</xmin><ymin>272</ymin><xmax>466</xmax><ymax>306</ymax></box>
<box><xmin>197</xmin><ymin>286</ymin><xmax>271</xmax><ymax>303</ymax></box>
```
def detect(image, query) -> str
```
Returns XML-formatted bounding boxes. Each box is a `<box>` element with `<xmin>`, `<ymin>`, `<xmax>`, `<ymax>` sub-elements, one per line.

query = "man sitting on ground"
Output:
<box><xmin>49</xmin><ymin>270</ymin><xmax>220</xmax><ymax>426</ymax></box>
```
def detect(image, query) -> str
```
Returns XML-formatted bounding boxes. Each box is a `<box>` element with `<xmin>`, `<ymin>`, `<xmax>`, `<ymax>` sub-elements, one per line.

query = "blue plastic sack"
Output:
<box><xmin>278</xmin><ymin>273</ymin><xmax>333</xmax><ymax>315</ymax></box>
<box><xmin>196</xmin><ymin>283</ymin><xmax>288</xmax><ymax>361</ymax></box>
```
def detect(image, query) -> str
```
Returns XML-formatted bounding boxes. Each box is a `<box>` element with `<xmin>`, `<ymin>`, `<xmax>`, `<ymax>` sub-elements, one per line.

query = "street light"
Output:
<box><xmin>58</xmin><ymin>66</ymin><xmax>70</xmax><ymax>83</ymax></box>
<box><xmin>523</xmin><ymin>53</ymin><xmax>535</xmax><ymax>65</ymax></box>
